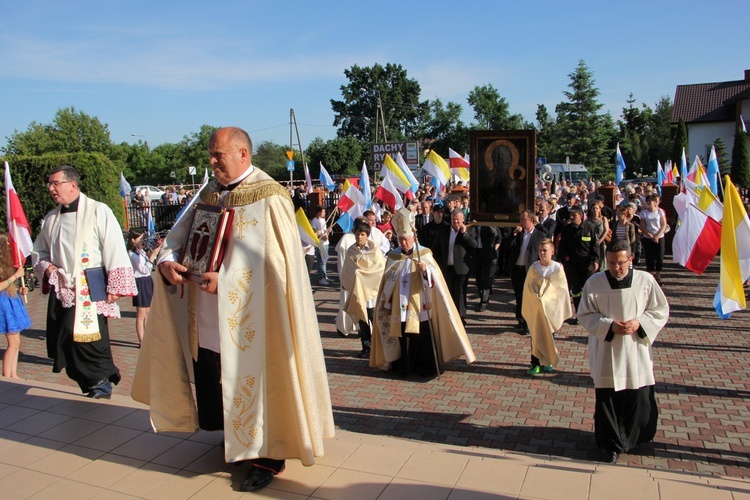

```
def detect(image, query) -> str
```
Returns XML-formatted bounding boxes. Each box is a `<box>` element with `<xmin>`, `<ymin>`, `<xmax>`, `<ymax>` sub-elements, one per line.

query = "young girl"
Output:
<box><xmin>126</xmin><ymin>229</ymin><xmax>162</xmax><ymax>346</ymax></box>
<box><xmin>0</xmin><ymin>234</ymin><xmax>31</xmax><ymax>378</ymax></box>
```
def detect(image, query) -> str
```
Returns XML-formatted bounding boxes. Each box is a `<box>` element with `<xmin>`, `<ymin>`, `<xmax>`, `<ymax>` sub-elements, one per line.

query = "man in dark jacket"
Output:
<box><xmin>432</xmin><ymin>209</ymin><xmax>477</xmax><ymax>322</ymax></box>
<box><xmin>508</xmin><ymin>210</ymin><xmax>547</xmax><ymax>332</ymax></box>
<box><xmin>474</xmin><ymin>225</ymin><xmax>501</xmax><ymax>311</ymax></box>
<box><xmin>558</xmin><ymin>205</ymin><xmax>600</xmax><ymax>322</ymax></box>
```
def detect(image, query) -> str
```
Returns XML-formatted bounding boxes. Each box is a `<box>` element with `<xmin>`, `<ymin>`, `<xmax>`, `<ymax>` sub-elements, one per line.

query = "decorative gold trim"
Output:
<box><xmin>200</xmin><ymin>180</ymin><xmax>291</xmax><ymax>207</ymax></box>
<box><xmin>73</xmin><ymin>332</ymin><xmax>102</xmax><ymax>343</ymax></box>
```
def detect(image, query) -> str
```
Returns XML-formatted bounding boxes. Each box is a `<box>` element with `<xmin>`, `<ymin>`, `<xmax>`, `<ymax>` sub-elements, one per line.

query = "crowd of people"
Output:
<box><xmin>0</xmin><ymin>129</ymin><xmax>674</xmax><ymax>491</ymax></box>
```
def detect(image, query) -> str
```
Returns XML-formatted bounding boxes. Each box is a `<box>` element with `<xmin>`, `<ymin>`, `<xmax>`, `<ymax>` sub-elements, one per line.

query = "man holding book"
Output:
<box><xmin>32</xmin><ymin>165</ymin><xmax>137</xmax><ymax>399</ymax></box>
<box><xmin>132</xmin><ymin>127</ymin><xmax>334</xmax><ymax>492</ymax></box>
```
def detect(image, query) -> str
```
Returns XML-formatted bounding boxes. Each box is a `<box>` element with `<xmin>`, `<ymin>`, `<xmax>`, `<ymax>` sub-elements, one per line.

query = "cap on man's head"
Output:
<box><xmin>549</xmin><ymin>194</ymin><xmax>558</xmax><ymax>200</ymax></box>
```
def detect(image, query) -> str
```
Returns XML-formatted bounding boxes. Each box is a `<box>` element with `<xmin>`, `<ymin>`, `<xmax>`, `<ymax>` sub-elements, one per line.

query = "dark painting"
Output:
<box><xmin>469</xmin><ymin>130</ymin><xmax>536</xmax><ymax>226</ymax></box>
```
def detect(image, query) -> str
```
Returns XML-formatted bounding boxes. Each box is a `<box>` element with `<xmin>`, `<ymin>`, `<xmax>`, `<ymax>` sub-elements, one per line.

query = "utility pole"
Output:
<box><xmin>289</xmin><ymin>109</ymin><xmax>308</xmax><ymax>186</ymax></box>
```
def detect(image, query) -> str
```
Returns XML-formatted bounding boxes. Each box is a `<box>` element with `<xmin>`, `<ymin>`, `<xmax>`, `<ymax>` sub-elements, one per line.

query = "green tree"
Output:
<box><xmin>3</xmin><ymin>107</ymin><xmax>112</xmax><ymax>157</ymax></box>
<box><xmin>713</xmin><ymin>136</ymin><xmax>730</xmax><ymax>174</ymax></box>
<box><xmin>731</xmin><ymin>128</ymin><xmax>750</xmax><ymax>192</ymax></box>
<box><xmin>554</xmin><ymin>60</ymin><xmax>615</xmax><ymax>177</ymax></box>
<box><xmin>467</xmin><ymin>84</ymin><xmax>523</xmax><ymax>130</ymax></box>
<box><xmin>673</xmin><ymin>118</ymin><xmax>688</xmax><ymax>165</ymax></box>
<box><xmin>421</xmin><ymin>98</ymin><xmax>467</xmax><ymax>155</ymax></box>
<box><xmin>253</xmin><ymin>140</ymin><xmax>290</xmax><ymax>181</ymax></box>
<box><xmin>331</xmin><ymin>63</ymin><xmax>428</xmax><ymax>144</ymax></box>
<box><xmin>647</xmin><ymin>96</ymin><xmax>674</xmax><ymax>166</ymax></box>
<box><xmin>534</xmin><ymin>104</ymin><xmax>558</xmax><ymax>161</ymax></box>
<box><xmin>305</xmin><ymin>136</ymin><xmax>363</xmax><ymax>177</ymax></box>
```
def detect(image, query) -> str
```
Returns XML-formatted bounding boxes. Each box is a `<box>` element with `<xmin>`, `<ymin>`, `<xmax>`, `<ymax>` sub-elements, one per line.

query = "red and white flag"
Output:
<box><xmin>4</xmin><ymin>162</ymin><xmax>33</xmax><ymax>268</ymax></box>
<box><xmin>448</xmin><ymin>148</ymin><xmax>470</xmax><ymax>182</ymax></box>
<box><xmin>374</xmin><ymin>175</ymin><xmax>404</xmax><ymax>211</ymax></box>
<box><xmin>672</xmin><ymin>203</ymin><xmax>722</xmax><ymax>275</ymax></box>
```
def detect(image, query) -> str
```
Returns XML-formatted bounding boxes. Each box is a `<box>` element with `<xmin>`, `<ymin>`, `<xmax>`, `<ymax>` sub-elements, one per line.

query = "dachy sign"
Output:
<box><xmin>370</xmin><ymin>141</ymin><xmax>419</xmax><ymax>171</ymax></box>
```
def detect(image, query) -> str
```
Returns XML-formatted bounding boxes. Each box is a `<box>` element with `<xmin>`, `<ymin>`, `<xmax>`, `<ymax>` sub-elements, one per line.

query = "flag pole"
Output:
<box><xmin>11</xmin><ymin>223</ymin><xmax>28</xmax><ymax>304</ymax></box>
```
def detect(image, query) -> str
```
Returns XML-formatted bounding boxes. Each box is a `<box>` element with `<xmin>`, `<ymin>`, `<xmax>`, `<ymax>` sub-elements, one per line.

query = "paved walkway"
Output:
<box><xmin>2</xmin><ymin>258</ymin><xmax>749</xmax><ymax>498</ymax></box>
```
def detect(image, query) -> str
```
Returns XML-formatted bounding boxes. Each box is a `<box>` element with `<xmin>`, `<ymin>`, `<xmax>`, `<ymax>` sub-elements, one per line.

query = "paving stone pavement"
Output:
<box><xmin>10</xmin><ymin>257</ymin><xmax>750</xmax><ymax>480</ymax></box>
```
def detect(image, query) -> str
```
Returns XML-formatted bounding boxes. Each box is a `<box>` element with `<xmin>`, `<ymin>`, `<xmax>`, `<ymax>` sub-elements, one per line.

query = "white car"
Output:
<box><xmin>134</xmin><ymin>185</ymin><xmax>165</xmax><ymax>201</ymax></box>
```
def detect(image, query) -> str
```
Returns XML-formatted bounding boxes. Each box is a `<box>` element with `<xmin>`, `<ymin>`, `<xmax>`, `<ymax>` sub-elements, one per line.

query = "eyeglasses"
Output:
<box><xmin>47</xmin><ymin>180</ymin><xmax>72</xmax><ymax>188</ymax></box>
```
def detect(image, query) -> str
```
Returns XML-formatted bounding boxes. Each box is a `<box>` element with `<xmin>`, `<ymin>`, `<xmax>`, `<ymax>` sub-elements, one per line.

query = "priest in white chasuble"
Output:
<box><xmin>132</xmin><ymin>127</ymin><xmax>334</xmax><ymax>493</ymax></box>
<box><xmin>578</xmin><ymin>239</ymin><xmax>669</xmax><ymax>465</ymax></box>
<box><xmin>370</xmin><ymin>208</ymin><xmax>475</xmax><ymax>378</ymax></box>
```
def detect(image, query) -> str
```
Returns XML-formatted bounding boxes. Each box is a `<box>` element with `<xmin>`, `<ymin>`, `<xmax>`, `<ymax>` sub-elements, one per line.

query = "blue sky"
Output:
<box><xmin>1</xmin><ymin>0</ymin><xmax>748</xmax><ymax>153</ymax></box>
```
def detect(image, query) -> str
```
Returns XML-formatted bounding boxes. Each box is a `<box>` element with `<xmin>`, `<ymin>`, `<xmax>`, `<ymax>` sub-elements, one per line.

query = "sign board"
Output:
<box><xmin>188</xmin><ymin>165</ymin><xmax>197</xmax><ymax>175</ymax></box>
<box><xmin>286</xmin><ymin>160</ymin><xmax>295</xmax><ymax>172</ymax></box>
<box><xmin>170</xmin><ymin>171</ymin><xmax>176</xmax><ymax>178</ymax></box>
<box><xmin>286</xmin><ymin>151</ymin><xmax>294</xmax><ymax>160</ymax></box>
<box><xmin>370</xmin><ymin>141</ymin><xmax>419</xmax><ymax>171</ymax></box>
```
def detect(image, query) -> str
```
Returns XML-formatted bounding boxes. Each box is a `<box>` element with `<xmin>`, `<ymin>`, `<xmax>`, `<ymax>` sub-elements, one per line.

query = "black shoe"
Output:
<box><xmin>86</xmin><ymin>380</ymin><xmax>112</xmax><ymax>399</ymax></box>
<box><xmin>239</xmin><ymin>465</ymin><xmax>284</xmax><ymax>492</ymax></box>
<box><xmin>357</xmin><ymin>348</ymin><xmax>371</xmax><ymax>359</ymax></box>
<box><xmin>522</xmin><ymin>326</ymin><xmax>530</xmax><ymax>336</ymax></box>
<box><xmin>565</xmin><ymin>317</ymin><xmax>579</xmax><ymax>325</ymax></box>
<box><xmin>478</xmin><ymin>303</ymin><xmax>488</xmax><ymax>312</ymax></box>
<box><xmin>599</xmin><ymin>450</ymin><xmax>618</xmax><ymax>464</ymax></box>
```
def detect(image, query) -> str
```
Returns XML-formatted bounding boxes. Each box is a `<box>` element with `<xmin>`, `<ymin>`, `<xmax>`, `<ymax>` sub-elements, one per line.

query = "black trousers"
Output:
<box><xmin>444</xmin><ymin>265</ymin><xmax>468</xmax><ymax>319</ymax></box>
<box><xmin>642</xmin><ymin>237</ymin><xmax>665</xmax><ymax>272</ymax></box>
<box><xmin>193</xmin><ymin>347</ymin><xmax>285</xmax><ymax>471</ymax></box>
<box><xmin>46</xmin><ymin>294</ymin><xmax>120</xmax><ymax>393</ymax></box>
<box><xmin>358</xmin><ymin>307</ymin><xmax>374</xmax><ymax>347</ymax></box>
<box><xmin>511</xmin><ymin>265</ymin><xmax>527</xmax><ymax>321</ymax></box>
<box><xmin>564</xmin><ymin>258</ymin><xmax>592</xmax><ymax>311</ymax></box>
<box><xmin>595</xmin><ymin>385</ymin><xmax>658</xmax><ymax>453</ymax></box>
<box><xmin>475</xmin><ymin>257</ymin><xmax>497</xmax><ymax>304</ymax></box>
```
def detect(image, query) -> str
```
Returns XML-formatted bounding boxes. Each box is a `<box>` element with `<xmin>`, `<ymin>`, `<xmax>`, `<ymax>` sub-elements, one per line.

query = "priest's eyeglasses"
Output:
<box><xmin>47</xmin><ymin>180</ymin><xmax>73</xmax><ymax>188</ymax></box>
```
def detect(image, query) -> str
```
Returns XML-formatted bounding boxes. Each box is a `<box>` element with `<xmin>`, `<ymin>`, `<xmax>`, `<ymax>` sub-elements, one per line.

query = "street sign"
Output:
<box><xmin>286</xmin><ymin>151</ymin><xmax>294</xmax><ymax>160</ymax></box>
<box><xmin>170</xmin><ymin>171</ymin><xmax>176</xmax><ymax>178</ymax></box>
<box><xmin>286</xmin><ymin>160</ymin><xmax>295</xmax><ymax>172</ymax></box>
<box><xmin>188</xmin><ymin>165</ymin><xmax>197</xmax><ymax>175</ymax></box>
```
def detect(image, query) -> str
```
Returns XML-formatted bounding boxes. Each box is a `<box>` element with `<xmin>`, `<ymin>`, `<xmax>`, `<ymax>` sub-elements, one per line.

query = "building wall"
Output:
<box><xmin>688</xmin><ymin>122</ymin><xmax>735</xmax><ymax>163</ymax></box>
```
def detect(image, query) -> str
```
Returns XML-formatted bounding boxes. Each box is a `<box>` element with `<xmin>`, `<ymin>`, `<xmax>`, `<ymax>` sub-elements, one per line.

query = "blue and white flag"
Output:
<box><xmin>119</xmin><ymin>172</ymin><xmax>131</xmax><ymax>198</ymax></box>
<box><xmin>360</xmin><ymin>161</ymin><xmax>372</xmax><ymax>209</ymax></box>
<box><xmin>615</xmin><ymin>143</ymin><xmax>626</xmax><ymax>186</ymax></box>
<box><xmin>706</xmin><ymin>145</ymin><xmax>720</xmax><ymax>195</ymax></box>
<box><xmin>319</xmin><ymin>162</ymin><xmax>335</xmax><ymax>191</ymax></box>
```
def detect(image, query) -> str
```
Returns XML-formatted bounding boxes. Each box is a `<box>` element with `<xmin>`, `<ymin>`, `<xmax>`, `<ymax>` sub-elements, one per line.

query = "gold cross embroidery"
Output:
<box><xmin>233</xmin><ymin>208</ymin><xmax>258</xmax><ymax>240</ymax></box>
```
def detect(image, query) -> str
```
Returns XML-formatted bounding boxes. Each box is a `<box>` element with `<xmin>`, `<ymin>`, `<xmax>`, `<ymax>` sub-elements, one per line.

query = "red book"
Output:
<box><xmin>180</xmin><ymin>204</ymin><xmax>234</xmax><ymax>283</ymax></box>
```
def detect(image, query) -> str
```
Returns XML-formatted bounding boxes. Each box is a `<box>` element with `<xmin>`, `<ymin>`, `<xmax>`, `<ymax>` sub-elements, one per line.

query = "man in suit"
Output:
<box><xmin>419</xmin><ymin>204</ymin><xmax>448</xmax><ymax>250</ymax></box>
<box><xmin>537</xmin><ymin>200</ymin><xmax>557</xmax><ymax>238</ymax></box>
<box><xmin>432</xmin><ymin>209</ymin><xmax>477</xmax><ymax>322</ymax></box>
<box><xmin>415</xmin><ymin>200</ymin><xmax>432</xmax><ymax>236</ymax></box>
<box><xmin>508</xmin><ymin>210</ymin><xmax>547</xmax><ymax>333</ymax></box>
<box><xmin>474</xmin><ymin>225</ymin><xmax>501</xmax><ymax>311</ymax></box>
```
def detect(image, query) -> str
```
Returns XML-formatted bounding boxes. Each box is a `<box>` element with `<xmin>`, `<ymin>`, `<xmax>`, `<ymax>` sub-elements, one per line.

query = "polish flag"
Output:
<box><xmin>4</xmin><ymin>162</ymin><xmax>33</xmax><ymax>268</ymax></box>
<box><xmin>374</xmin><ymin>175</ymin><xmax>404</xmax><ymax>211</ymax></box>
<box><xmin>672</xmin><ymin>203</ymin><xmax>722</xmax><ymax>274</ymax></box>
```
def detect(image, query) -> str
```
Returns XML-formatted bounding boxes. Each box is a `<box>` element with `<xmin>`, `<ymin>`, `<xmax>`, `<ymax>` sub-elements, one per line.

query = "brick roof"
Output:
<box><xmin>672</xmin><ymin>71</ymin><xmax>750</xmax><ymax>124</ymax></box>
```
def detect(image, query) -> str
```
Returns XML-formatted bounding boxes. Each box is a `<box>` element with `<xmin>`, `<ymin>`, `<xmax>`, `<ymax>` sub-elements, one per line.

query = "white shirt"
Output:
<box><xmin>515</xmin><ymin>229</ymin><xmax>534</xmax><ymax>267</ymax></box>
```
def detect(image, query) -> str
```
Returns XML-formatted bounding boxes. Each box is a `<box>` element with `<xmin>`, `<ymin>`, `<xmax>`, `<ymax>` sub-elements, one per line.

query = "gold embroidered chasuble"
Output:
<box><xmin>369</xmin><ymin>246</ymin><xmax>476</xmax><ymax>369</ymax></box>
<box><xmin>132</xmin><ymin>168</ymin><xmax>334</xmax><ymax>465</ymax></box>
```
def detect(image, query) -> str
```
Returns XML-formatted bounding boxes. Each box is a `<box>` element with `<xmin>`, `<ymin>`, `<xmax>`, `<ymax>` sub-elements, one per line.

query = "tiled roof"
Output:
<box><xmin>672</xmin><ymin>74</ymin><xmax>750</xmax><ymax>124</ymax></box>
